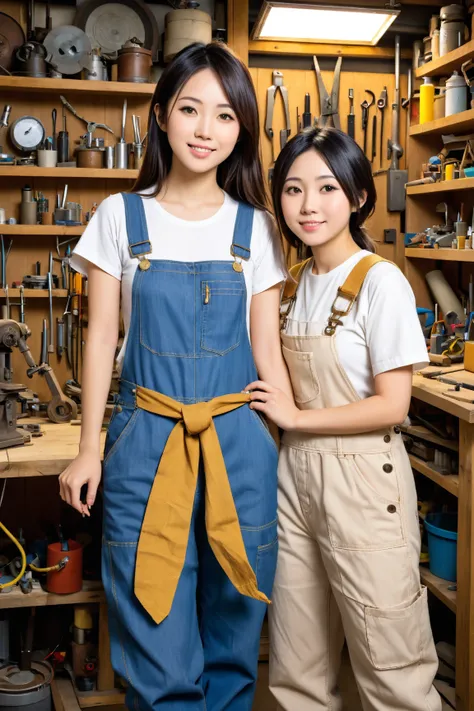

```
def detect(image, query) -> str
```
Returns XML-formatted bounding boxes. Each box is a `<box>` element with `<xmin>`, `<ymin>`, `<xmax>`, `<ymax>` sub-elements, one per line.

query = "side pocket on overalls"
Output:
<box><xmin>364</xmin><ymin>586</ymin><xmax>431</xmax><ymax>670</ymax></box>
<box><xmin>103</xmin><ymin>405</ymin><xmax>141</xmax><ymax>469</ymax></box>
<box><xmin>243</xmin><ymin>520</ymin><xmax>278</xmax><ymax>600</ymax></box>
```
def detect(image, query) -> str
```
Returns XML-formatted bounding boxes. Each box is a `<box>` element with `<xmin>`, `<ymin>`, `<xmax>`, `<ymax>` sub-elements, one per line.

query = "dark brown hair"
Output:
<box><xmin>271</xmin><ymin>127</ymin><xmax>376</xmax><ymax>255</ymax></box>
<box><xmin>133</xmin><ymin>42</ymin><xmax>268</xmax><ymax>211</ymax></box>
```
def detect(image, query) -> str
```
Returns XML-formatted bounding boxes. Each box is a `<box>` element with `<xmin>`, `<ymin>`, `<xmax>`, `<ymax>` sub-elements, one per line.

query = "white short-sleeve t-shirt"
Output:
<box><xmin>70</xmin><ymin>190</ymin><xmax>285</xmax><ymax>368</ymax></box>
<box><xmin>285</xmin><ymin>250</ymin><xmax>429</xmax><ymax>399</ymax></box>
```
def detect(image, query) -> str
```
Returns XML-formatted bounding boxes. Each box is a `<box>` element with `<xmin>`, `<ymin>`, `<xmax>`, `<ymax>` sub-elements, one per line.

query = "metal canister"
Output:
<box><xmin>445</xmin><ymin>70</ymin><xmax>468</xmax><ymax>115</ymax></box>
<box><xmin>115</xmin><ymin>141</ymin><xmax>127</xmax><ymax>169</ymax></box>
<box><xmin>104</xmin><ymin>145</ymin><xmax>115</xmax><ymax>169</ymax></box>
<box><xmin>440</xmin><ymin>4</ymin><xmax>466</xmax><ymax>56</ymax></box>
<box><xmin>117</xmin><ymin>43</ymin><xmax>152</xmax><ymax>83</ymax></box>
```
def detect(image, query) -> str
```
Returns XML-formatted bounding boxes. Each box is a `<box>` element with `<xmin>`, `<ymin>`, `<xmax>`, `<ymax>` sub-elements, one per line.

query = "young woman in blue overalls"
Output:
<box><xmin>59</xmin><ymin>43</ymin><xmax>291</xmax><ymax>710</ymax></box>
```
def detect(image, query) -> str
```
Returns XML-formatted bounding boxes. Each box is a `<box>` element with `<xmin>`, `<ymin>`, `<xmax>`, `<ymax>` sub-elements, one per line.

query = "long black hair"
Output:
<box><xmin>133</xmin><ymin>42</ymin><xmax>268</xmax><ymax>212</ymax></box>
<box><xmin>272</xmin><ymin>127</ymin><xmax>376</xmax><ymax>254</ymax></box>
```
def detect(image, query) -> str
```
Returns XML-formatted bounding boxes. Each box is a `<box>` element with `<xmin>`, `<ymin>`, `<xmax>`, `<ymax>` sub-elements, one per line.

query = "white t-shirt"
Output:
<box><xmin>285</xmin><ymin>250</ymin><xmax>429</xmax><ymax>399</ymax></box>
<box><xmin>71</xmin><ymin>190</ymin><xmax>285</xmax><ymax>367</ymax></box>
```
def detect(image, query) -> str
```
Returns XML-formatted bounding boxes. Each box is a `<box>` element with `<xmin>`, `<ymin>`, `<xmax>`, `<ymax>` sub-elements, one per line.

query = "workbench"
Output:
<box><xmin>0</xmin><ymin>420</ymin><xmax>272</xmax><ymax>709</ymax></box>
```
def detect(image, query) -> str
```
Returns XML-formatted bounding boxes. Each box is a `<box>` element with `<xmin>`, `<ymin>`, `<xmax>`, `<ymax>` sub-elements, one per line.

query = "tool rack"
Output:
<box><xmin>402</xmin><ymin>40</ymin><xmax>474</xmax><ymax>711</ymax></box>
<box><xmin>0</xmin><ymin>73</ymin><xmax>147</xmax><ymax>404</ymax></box>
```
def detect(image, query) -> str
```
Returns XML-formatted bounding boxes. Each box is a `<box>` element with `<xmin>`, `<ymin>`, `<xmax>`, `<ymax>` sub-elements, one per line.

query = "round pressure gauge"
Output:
<box><xmin>9</xmin><ymin>116</ymin><xmax>46</xmax><ymax>152</ymax></box>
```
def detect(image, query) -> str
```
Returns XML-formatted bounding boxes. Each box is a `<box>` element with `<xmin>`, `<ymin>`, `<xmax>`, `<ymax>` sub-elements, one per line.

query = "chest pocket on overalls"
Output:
<box><xmin>139</xmin><ymin>268</ymin><xmax>195</xmax><ymax>356</ymax></box>
<box><xmin>201</xmin><ymin>280</ymin><xmax>245</xmax><ymax>355</ymax></box>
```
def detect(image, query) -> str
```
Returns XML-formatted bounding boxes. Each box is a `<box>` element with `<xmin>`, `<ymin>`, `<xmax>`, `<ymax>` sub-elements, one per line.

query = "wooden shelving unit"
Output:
<box><xmin>0</xmin><ymin>580</ymin><xmax>105</xmax><ymax>610</ymax></box>
<box><xmin>0</xmin><ymin>167</ymin><xmax>138</xmax><ymax>179</ymax></box>
<box><xmin>410</xmin><ymin>108</ymin><xmax>474</xmax><ymax>137</ymax></box>
<box><xmin>400</xmin><ymin>424</ymin><xmax>459</xmax><ymax>452</ymax></box>
<box><xmin>0</xmin><ymin>75</ymin><xmax>155</xmax><ymax>96</ymax></box>
<box><xmin>407</xmin><ymin>178</ymin><xmax>474</xmax><ymax>195</ymax></box>
<box><xmin>0</xmin><ymin>288</ymin><xmax>68</xmax><ymax>298</ymax></box>
<box><xmin>416</xmin><ymin>39</ymin><xmax>474</xmax><ymax>78</ymax></box>
<box><xmin>0</xmin><ymin>225</ymin><xmax>85</xmax><ymax>236</ymax></box>
<box><xmin>405</xmin><ymin>248</ymin><xmax>474</xmax><ymax>262</ymax></box>
<box><xmin>420</xmin><ymin>566</ymin><xmax>457</xmax><ymax>614</ymax></box>
<box><xmin>409</xmin><ymin>454</ymin><xmax>459</xmax><ymax>497</ymax></box>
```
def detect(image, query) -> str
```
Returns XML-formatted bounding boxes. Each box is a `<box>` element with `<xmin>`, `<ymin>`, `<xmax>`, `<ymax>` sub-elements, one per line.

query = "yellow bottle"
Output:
<box><xmin>420</xmin><ymin>78</ymin><xmax>435</xmax><ymax>124</ymax></box>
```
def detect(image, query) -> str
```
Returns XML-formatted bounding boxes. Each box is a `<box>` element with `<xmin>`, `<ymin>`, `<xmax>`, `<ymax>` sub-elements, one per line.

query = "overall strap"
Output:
<box><xmin>280</xmin><ymin>258</ymin><xmax>312</xmax><ymax>329</ymax></box>
<box><xmin>121</xmin><ymin>193</ymin><xmax>152</xmax><ymax>267</ymax></box>
<box><xmin>325</xmin><ymin>254</ymin><xmax>390</xmax><ymax>335</ymax></box>
<box><xmin>230</xmin><ymin>203</ymin><xmax>254</xmax><ymax>272</ymax></box>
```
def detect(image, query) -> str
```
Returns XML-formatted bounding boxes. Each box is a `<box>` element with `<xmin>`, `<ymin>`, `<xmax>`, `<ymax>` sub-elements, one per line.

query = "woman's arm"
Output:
<box><xmin>246</xmin><ymin>366</ymin><xmax>412</xmax><ymax>434</ymax></box>
<box><xmin>250</xmin><ymin>284</ymin><xmax>293</xmax><ymax>400</ymax></box>
<box><xmin>59</xmin><ymin>265</ymin><xmax>120</xmax><ymax>515</ymax></box>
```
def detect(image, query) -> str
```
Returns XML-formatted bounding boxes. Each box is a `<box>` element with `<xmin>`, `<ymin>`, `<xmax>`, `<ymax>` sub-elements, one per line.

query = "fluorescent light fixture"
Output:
<box><xmin>252</xmin><ymin>2</ymin><xmax>400</xmax><ymax>46</ymax></box>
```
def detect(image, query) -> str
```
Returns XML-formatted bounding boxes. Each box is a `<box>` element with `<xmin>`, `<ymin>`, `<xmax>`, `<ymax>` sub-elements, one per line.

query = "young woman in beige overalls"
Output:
<box><xmin>246</xmin><ymin>127</ymin><xmax>442</xmax><ymax>711</ymax></box>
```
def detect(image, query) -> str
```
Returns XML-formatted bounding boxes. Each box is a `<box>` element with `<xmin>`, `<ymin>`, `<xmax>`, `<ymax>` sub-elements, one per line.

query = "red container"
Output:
<box><xmin>46</xmin><ymin>539</ymin><xmax>83</xmax><ymax>593</ymax></box>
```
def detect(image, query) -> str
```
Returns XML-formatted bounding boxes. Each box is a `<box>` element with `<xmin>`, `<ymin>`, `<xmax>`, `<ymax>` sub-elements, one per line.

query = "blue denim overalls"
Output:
<box><xmin>101</xmin><ymin>193</ymin><xmax>279</xmax><ymax>710</ymax></box>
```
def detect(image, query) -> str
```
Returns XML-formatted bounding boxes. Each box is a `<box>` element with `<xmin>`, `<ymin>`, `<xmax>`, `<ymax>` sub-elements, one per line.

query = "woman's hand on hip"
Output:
<box><xmin>59</xmin><ymin>450</ymin><xmax>102</xmax><ymax>516</ymax></box>
<box><xmin>245</xmin><ymin>380</ymin><xmax>300</xmax><ymax>431</ymax></box>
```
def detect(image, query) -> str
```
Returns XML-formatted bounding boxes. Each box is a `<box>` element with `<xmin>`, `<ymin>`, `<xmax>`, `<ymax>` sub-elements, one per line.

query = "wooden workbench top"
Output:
<box><xmin>413</xmin><ymin>367</ymin><xmax>474</xmax><ymax>423</ymax></box>
<box><xmin>0</xmin><ymin>368</ymin><xmax>473</xmax><ymax>479</ymax></box>
<box><xmin>0</xmin><ymin>422</ymin><xmax>106</xmax><ymax>478</ymax></box>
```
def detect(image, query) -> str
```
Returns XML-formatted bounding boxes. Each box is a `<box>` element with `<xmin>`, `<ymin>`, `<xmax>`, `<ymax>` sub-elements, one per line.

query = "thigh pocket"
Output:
<box><xmin>282</xmin><ymin>346</ymin><xmax>319</xmax><ymax>404</ymax></box>
<box><xmin>365</xmin><ymin>586</ymin><xmax>429</xmax><ymax>670</ymax></box>
<box><xmin>201</xmin><ymin>280</ymin><xmax>245</xmax><ymax>355</ymax></box>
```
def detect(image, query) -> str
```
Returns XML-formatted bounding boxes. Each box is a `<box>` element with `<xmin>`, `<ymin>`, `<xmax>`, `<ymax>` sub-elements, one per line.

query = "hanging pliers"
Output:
<box><xmin>313</xmin><ymin>56</ymin><xmax>342</xmax><ymax>130</ymax></box>
<box><xmin>265</xmin><ymin>71</ymin><xmax>291</xmax><ymax>165</ymax></box>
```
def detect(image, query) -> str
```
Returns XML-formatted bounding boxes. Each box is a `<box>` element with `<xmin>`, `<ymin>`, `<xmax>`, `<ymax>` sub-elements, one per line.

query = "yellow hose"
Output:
<box><xmin>0</xmin><ymin>520</ymin><xmax>69</xmax><ymax>589</ymax></box>
<box><xmin>0</xmin><ymin>521</ymin><xmax>26</xmax><ymax>589</ymax></box>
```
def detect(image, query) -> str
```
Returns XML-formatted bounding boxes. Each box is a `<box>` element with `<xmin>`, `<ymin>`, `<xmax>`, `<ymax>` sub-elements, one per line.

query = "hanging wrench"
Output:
<box><xmin>377</xmin><ymin>87</ymin><xmax>388</xmax><ymax>169</ymax></box>
<box><xmin>360</xmin><ymin>90</ymin><xmax>375</xmax><ymax>158</ymax></box>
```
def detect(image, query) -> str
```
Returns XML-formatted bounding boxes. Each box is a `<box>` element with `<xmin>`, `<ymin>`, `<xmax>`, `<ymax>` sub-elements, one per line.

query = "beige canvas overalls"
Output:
<box><xmin>269</xmin><ymin>254</ymin><xmax>441</xmax><ymax>711</ymax></box>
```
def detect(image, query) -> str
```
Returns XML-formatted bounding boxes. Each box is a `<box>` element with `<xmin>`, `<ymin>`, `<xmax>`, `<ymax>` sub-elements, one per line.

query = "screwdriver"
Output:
<box><xmin>57</xmin><ymin>105</ymin><xmax>69</xmax><ymax>164</ymax></box>
<box><xmin>347</xmin><ymin>89</ymin><xmax>355</xmax><ymax>140</ymax></box>
<box><xmin>302</xmin><ymin>93</ymin><xmax>312</xmax><ymax>129</ymax></box>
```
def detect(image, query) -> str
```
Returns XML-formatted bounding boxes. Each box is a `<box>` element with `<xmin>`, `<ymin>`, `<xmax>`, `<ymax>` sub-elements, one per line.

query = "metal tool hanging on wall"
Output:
<box><xmin>387</xmin><ymin>35</ymin><xmax>408</xmax><ymax>212</ymax></box>
<box><xmin>377</xmin><ymin>86</ymin><xmax>388</xmax><ymax>168</ymax></box>
<box><xmin>312</xmin><ymin>56</ymin><xmax>342</xmax><ymax>129</ymax></box>
<box><xmin>347</xmin><ymin>89</ymin><xmax>355</xmax><ymax>140</ymax></box>
<box><xmin>265</xmin><ymin>70</ymin><xmax>291</xmax><ymax>180</ymax></box>
<box><xmin>360</xmin><ymin>89</ymin><xmax>375</xmax><ymax>158</ymax></box>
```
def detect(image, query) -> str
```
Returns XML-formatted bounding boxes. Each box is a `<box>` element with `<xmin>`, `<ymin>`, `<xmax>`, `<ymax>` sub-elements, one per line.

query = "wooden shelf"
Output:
<box><xmin>0</xmin><ymin>225</ymin><xmax>84</xmax><ymax>236</ymax></box>
<box><xmin>406</xmin><ymin>248</ymin><xmax>474</xmax><ymax>262</ymax></box>
<box><xmin>407</xmin><ymin>178</ymin><xmax>474</xmax><ymax>195</ymax></box>
<box><xmin>0</xmin><ymin>167</ymin><xmax>138</xmax><ymax>179</ymax></box>
<box><xmin>0</xmin><ymin>580</ymin><xmax>105</xmax><ymax>609</ymax></box>
<box><xmin>412</xmin><ymin>369</ymin><xmax>474</xmax><ymax>422</ymax></box>
<box><xmin>409</xmin><ymin>454</ymin><xmax>459</xmax><ymax>497</ymax></box>
<box><xmin>409</xmin><ymin>108</ymin><xmax>474</xmax><ymax>137</ymax></box>
<box><xmin>0</xmin><ymin>289</ymin><xmax>68</xmax><ymax>297</ymax></box>
<box><xmin>416</xmin><ymin>39</ymin><xmax>474</xmax><ymax>78</ymax></box>
<box><xmin>400</xmin><ymin>424</ymin><xmax>458</xmax><ymax>452</ymax></box>
<box><xmin>420</xmin><ymin>566</ymin><xmax>457</xmax><ymax>613</ymax></box>
<box><xmin>0</xmin><ymin>76</ymin><xmax>155</xmax><ymax>96</ymax></box>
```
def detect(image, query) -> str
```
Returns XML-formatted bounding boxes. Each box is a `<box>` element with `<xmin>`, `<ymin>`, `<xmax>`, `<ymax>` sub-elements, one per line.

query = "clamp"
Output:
<box><xmin>360</xmin><ymin>90</ymin><xmax>375</xmax><ymax>157</ymax></box>
<box><xmin>313</xmin><ymin>56</ymin><xmax>342</xmax><ymax>130</ymax></box>
<box><xmin>59</xmin><ymin>95</ymin><xmax>114</xmax><ymax>138</ymax></box>
<box><xmin>265</xmin><ymin>70</ymin><xmax>291</xmax><ymax>167</ymax></box>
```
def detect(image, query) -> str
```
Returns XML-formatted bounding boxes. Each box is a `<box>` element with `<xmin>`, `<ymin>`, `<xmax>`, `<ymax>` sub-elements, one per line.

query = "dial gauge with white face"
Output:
<box><xmin>10</xmin><ymin>116</ymin><xmax>46</xmax><ymax>152</ymax></box>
